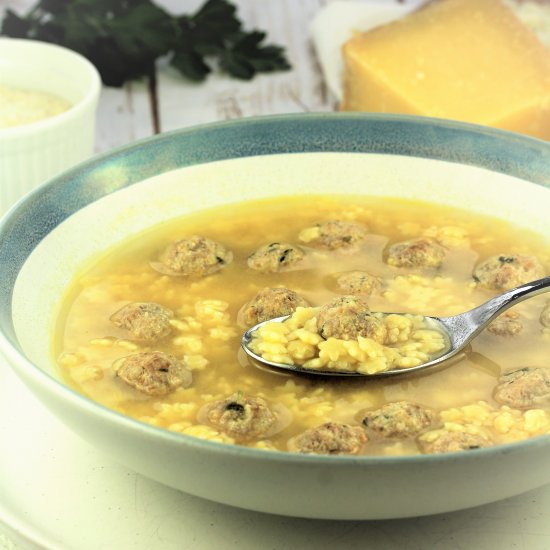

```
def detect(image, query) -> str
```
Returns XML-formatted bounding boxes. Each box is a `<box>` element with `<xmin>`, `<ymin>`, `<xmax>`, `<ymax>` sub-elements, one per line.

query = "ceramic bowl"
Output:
<box><xmin>0</xmin><ymin>114</ymin><xmax>549</xmax><ymax>520</ymax></box>
<box><xmin>0</xmin><ymin>38</ymin><xmax>101</xmax><ymax>215</ymax></box>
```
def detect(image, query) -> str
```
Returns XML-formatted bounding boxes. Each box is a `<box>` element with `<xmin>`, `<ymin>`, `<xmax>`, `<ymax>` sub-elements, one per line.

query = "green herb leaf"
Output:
<box><xmin>182</xmin><ymin>0</ymin><xmax>241</xmax><ymax>55</ymax></box>
<box><xmin>219</xmin><ymin>30</ymin><xmax>292</xmax><ymax>80</ymax></box>
<box><xmin>170</xmin><ymin>44</ymin><xmax>212</xmax><ymax>83</ymax></box>
<box><xmin>170</xmin><ymin>0</ymin><xmax>243</xmax><ymax>81</ymax></box>
<box><xmin>170</xmin><ymin>1</ymin><xmax>291</xmax><ymax>82</ymax></box>
<box><xmin>0</xmin><ymin>0</ymin><xmax>291</xmax><ymax>87</ymax></box>
<box><xmin>1</xmin><ymin>10</ymin><xmax>32</xmax><ymax>37</ymax></box>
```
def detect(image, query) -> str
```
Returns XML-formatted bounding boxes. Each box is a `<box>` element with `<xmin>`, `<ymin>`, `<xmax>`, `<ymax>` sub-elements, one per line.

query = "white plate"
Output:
<box><xmin>3</xmin><ymin>359</ymin><xmax>550</xmax><ymax>549</ymax></box>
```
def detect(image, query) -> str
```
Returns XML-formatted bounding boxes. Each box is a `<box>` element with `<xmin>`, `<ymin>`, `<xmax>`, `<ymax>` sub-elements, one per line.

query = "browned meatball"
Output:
<box><xmin>420</xmin><ymin>431</ymin><xmax>491</xmax><ymax>454</ymax></box>
<box><xmin>241</xmin><ymin>287</ymin><xmax>309</xmax><ymax>327</ymax></box>
<box><xmin>386</xmin><ymin>238</ymin><xmax>446</xmax><ymax>269</ymax></box>
<box><xmin>114</xmin><ymin>351</ymin><xmax>192</xmax><ymax>396</ymax></box>
<box><xmin>110</xmin><ymin>302</ymin><xmax>173</xmax><ymax>342</ymax></box>
<box><xmin>316</xmin><ymin>295</ymin><xmax>386</xmax><ymax>342</ymax></box>
<box><xmin>247</xmin><ymin>242</ymin><xmax>305</xmax><ymax>273</ymax></box>
<box><xmin>336</xmin><ymin>271</ymin><xmax>382</xmax><ymax>296</ymax></box>
<box><xmin>541</xmin><ymin>300</ymin><xmax>550</xmax><ymax>328</ymax></box>
<box><xmin>289</xmin><ymin>422</ymin><xmax>367</xmax><ymax>455</ymax></box>
<box><xmin>300</xmin><ymin>220</ymin><xmax>367</xmax><ymax>250</ymax></box>
<box><xmin>473</xmin><ymin>254</ymin><xmax>545</xmax><ymax>291</ymax></box>
<box><xmin>154</xmin><ymin>235</ymin><xmax>233</xmax><ymax>277</ymax></box>
<box><xmin>362</xmin><ymin>401</ymin><xmax>436</xmax><ymax>439</ymax></box>
<box><xmin>487</xmin><ymin>310</ymin><xmax>523</xmax><ymax>337</ymax></box>
<box><xmin>493</xmin><ymin>367</ymin><xmax>550</xmax><ymax>409</ymax></box>
<box><xmin>201</xmin><ymin>393</ymin><xmax>278</xmax><ymax>441</ymax></box>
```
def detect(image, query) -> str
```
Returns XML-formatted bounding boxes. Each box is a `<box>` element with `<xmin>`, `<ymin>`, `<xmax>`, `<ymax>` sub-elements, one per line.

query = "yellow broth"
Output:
<box><xmin>55</xmin><ymin>195</ymin><xmax>550</xmax><ymax>455</ymax></box>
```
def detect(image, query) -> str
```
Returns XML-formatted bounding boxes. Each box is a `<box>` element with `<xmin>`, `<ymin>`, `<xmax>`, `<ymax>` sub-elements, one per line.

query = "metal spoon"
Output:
<box><xmin>241</xmin><ymin>276</ymin><xmax>550</xmax><ymax>378</ymax></box>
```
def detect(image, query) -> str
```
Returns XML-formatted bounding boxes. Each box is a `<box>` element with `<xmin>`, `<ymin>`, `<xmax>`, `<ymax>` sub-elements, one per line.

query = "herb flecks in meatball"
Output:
<box><xmin>290</xmin><ymin>422</ymin><xmax>367</xmax><ymax>455</ymax></box>
<box><xmin>540</xmin><ymin>300</ymin><xmax>550</xmax><ymax>328</ymax></box>
<box><xmin>363</xmin><ymin>401</ymin><xmax>435</xmax><ymax>439</ymax></box>
<box><xmin>386</xmin><ymin>238</ymin><xmax>446</xmax><ymax>269</ymax></box>
<box><xmin>493</xmin><ymin>367</ymin><xmax>550</xmax><ymax>409</ymax></box>
<box><xmin>316</xmin><ymin>295</ymin><xmax>386</xmax><ymax>342</ymax></box>
<box><xmin>487</xmin><ymin>310</ymin><xmax>523</xmax><ymax>337</ymax></box>
<box><xmin>114</xmin><ymin>351</ymin><xmax>192</xmax><ymax>396</ymax></box>
<box><xmin>241</xmin><ymin>287</ymin><xmax>309</xmax><ymax>327</ymax></box>
<box><xmin>420</xmin><ymin>431</ymin><xmax>491</xmax><ymax>454</ymax></box>
<box><xmin>110</xmin><ymin>302</ymin><xmax>173</xmax><ymax>342</ymax></box>
<box><xmin>473</xmin><ymin>254</ymin><xmax>545</xmax><ymax>291</ymax></box>
<box><xmin>299</xmin><ymin>220</ymin><xmax>367</xmax><ymax>250</ymax></box>
<box><xmin>154</xmin><ymin>235</ymin><xmax>233</xmax><ymax>277</ymax></box>
<box><xmin>247</xmin><ymin>242</ymin><xmax>305</xmax><ymax>273</ymax></box>
<box><xmin>203</xmin><ymin>393</ymin><xmax>278</xmax><ymax>440</ymax></box>
<box><xmin>336</xmin><ymin>271</ymin><xmax>382</xmax><ymax>296</ymax></box>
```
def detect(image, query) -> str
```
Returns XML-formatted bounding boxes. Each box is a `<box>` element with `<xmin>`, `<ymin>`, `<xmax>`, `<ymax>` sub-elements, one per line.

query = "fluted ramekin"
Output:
<box><xmin>0</xmin><ymin>38</ymin><xmax>101</xmax><ymax>215</ymax></box>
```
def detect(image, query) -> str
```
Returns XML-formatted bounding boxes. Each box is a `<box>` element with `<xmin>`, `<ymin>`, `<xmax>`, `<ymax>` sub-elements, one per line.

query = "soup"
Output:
<box><xmin>55</xmin><ymin>195</ymin><xmax>550</xmax><ymax>456</ymax></box>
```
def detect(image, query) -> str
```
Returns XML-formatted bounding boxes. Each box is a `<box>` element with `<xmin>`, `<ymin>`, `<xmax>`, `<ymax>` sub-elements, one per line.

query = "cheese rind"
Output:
<box><xmin>342</xmin><ymin>0</ymin><xmax>550</xmax><ymax>140</ymax></box>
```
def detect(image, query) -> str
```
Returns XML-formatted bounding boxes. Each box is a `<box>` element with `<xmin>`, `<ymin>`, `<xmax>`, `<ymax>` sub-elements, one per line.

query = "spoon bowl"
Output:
<box><xmin>242</xmin><ymin>276</ymin><xmax>550</xmax><ymax>378</ymax></box>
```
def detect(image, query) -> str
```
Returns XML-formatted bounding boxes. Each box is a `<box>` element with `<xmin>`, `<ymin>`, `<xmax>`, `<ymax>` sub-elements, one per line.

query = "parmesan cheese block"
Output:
<box><xmin>341</xmin><ymin>0</ymin><xmax>550</xmax><ymax>140</ymax></box>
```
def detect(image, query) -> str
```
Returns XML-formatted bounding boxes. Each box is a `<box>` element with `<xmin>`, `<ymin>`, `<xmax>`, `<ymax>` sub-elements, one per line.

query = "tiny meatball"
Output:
<box><xmin>493</xmin><ymin>367</ymin><xmax>550</xmax><ymax>409</ymax></box>
<box><xmin>241</xmin><ymin>287</ymin><xmax>309</xmax><ymax>327</ymax></box>
<box><xmin>289</xmin><ymin>422</ymin><xmax>367</xmax><ymax>455</ymax></box>
<box><xmin>316</xmin><ymin>295</ymin><xmax>386</xmax><ymax>342</ymax></box>
<box><xmin>203</xmin><ymin>393</ymin><xmax>277</xmax><ymax>441</ymax></box>
<box><xmin>155</xmin><ymin>235</ymin><xmax>233</xmax><ymax>277</ymax></box>
<box><xmin>487</xmin><ymin>310</ymin><xmax>523</xmax><ymax>337</ymax></box>
<box><xmin>115</xmin><ymin>351</ymin><xmax>192</xmax><ymax>396</ymax></box>
<box><xmin>247</xmin><ymin>242</ymin><xmax>305</xmax><ymax>273</ymax></box>
<box><xmin>110</xmin><ymin>302</ymin><xmax>173</xmax><ymax>342</ymax></box>
<box><xmin>420</xmin><ymin>431</ymin><xmax>491</xmax><ymax>454</ymax></box>
<box><xmin>541</xmin><ymin>300</ymin><xmax>550</xmax><ymax>328</ymax></box>
<box><xmin>473</xmin><ymin>254</ymin><xmax>545</xmax><ymax>291</ymax></box>
<box><xmin>386</xmin><ymin>238</ymin><xmax>446</xmax><ymax>269</ymax></box>
<box><xmin>362</xmin><ymin>401</ymin><xmax>435</xmax><ymax>439</ymax></box>
<box><xmin>299</xmin><ymin>220</ymin><xmax>367</xmax><ymax>250</ymax></box>
<box><xmin>336</xmin><ymin>271</ymin><xmax>382</xmax><ymax>296</ymax></box>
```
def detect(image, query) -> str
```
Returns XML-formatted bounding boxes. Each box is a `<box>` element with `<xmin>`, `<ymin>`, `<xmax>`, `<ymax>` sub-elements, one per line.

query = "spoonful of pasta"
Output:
<box><xmin>241</xmin><ymin>276</ymin><xmax>550</xmax><ymax>378</ymax></box>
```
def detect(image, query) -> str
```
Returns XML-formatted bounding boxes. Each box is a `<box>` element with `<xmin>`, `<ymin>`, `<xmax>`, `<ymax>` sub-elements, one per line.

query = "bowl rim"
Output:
<box><xmin>1</xmin><ymin>112</ymin><xmax>550</xmax><ymax>466</ymax></box>
<box><xmin>0</xmin><ymin>37</ymin><xmax>101</xmax><ymax>138</ymax></box>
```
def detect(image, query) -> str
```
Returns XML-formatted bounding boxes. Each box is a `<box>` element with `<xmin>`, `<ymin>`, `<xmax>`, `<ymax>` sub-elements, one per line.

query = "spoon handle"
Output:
<box><xmin>441</xmin><ymin>276</ymin><xmax>550</xmax><ymax>348</ymax></box>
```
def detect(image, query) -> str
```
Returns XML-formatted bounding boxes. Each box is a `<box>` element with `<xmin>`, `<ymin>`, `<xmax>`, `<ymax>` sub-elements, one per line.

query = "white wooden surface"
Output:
<box><xmin>93</xmin><ymin>0</ymin><xmax>336</xmax><ymax>152</ymax></box>
<box><xmin>118</xmin><ymin>3</ymin><xmax>333</xmax><ymax>151</ymax></box>
<box><xmin>2</xmin><ymin>0</ymin><xmax>336</xmax><ymax>152</ymax></box>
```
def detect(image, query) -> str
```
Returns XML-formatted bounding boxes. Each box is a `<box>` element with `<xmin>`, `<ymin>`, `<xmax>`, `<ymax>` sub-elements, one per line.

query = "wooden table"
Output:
<box><xmin>95</xmin><ymin>0</ymin><xmax>333</xmax><ymax>152</ymax></box>
<box><xmin>0</xmin><ymin>0</ymin><xmax>331</xmax><ymax>154</ymax></box>
<box><xmin>3</xmin><ymin>0</ymin><xmax>335</xmax><ymax>152</ymax></box>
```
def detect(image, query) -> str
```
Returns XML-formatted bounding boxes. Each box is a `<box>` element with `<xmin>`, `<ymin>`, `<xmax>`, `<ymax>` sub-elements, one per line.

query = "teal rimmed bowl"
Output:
<box><xmin>0</xmin><ymin>113</ymin><xmax>549</xmax><ymax>520</ymax></box>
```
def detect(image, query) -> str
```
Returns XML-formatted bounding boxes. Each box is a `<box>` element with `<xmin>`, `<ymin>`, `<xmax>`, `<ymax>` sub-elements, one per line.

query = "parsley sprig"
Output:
<box><xmin>0</xmin><ymin>0</ymin><xmax>291</xmax><ymax>87</ymax></box>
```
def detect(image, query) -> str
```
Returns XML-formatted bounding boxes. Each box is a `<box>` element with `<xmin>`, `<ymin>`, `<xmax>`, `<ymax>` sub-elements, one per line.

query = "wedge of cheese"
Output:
<box><xmin>341</xmin><ymin>0</ymin><xmax>550</xmax><ymax>140</ymax></box>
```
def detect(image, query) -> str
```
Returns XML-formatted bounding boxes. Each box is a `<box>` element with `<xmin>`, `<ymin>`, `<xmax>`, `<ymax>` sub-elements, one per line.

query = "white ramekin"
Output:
<box><xmin>0</xmin><ymin>38</ymin><xmax>101</xmax><ymax>215</ymax></box>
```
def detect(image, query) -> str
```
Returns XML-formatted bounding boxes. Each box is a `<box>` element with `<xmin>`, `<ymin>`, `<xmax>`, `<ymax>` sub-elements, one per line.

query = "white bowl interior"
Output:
<box><xmin>0</xmin><ymin>38</ymin><xmax>97</xmax><ymax>104</ymax></box>
<box><xmin>12</xmin><ymin>151</ymin><xmax>550</xmax><ymax>372</ymax></box>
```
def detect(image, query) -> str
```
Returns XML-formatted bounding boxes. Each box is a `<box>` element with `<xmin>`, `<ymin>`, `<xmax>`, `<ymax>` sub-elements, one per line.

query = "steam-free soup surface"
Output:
<box><xmin>56</xmin><ymin>195</ymin><xmax>550</xmax><ymax>456</ymax></box>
